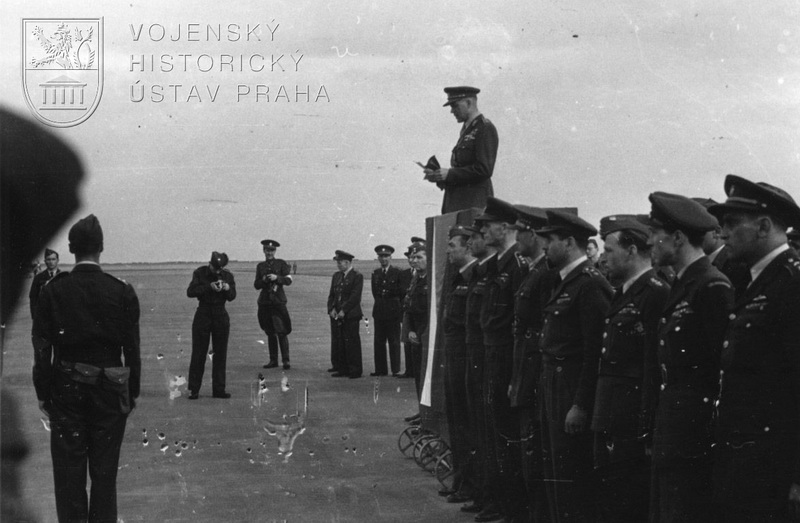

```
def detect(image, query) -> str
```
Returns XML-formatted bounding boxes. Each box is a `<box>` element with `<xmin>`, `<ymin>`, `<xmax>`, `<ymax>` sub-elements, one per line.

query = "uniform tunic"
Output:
<box><xmin>254</xmin><ymin>258</ymin><xmax>293</xmax><ymax>364</ymax></box>
<box><xmin>327</xmin><ymin>269</ymin><xmax>364</xmax><ymax>377</ymax></box>
<box><xmin>399</xmin><ymin>267</ymin><xmax>415</xmax><ymax>374</ymax></box>
<box><xmin>187</xmin><ymin>265</ymin><xmax>236</xmax><ymax>395</ymax></box>
<box><xmin>509</xmin><ymin>255</ymin><xmax>553</xmax><ymax>521</ymax></box>
<box><xmin>539</xmin><ymin>259</ymin><xmax>612</xmax><ymax>522</ymax></box>
<box><xmin>713</xmin><ymin>247</ymin><xmax>800</xmax><ymax>519</ymax></box>
<box><xmin>403</xmin><ymin>272</ymin><xmax>429</xmax><ymax>396</ymax></box>
<box><xmin>371</xmin><ymin>265</ymin><xmax>403</xmax><ymax>375</ymax></box>
<box><xmin>480</xmin><ymin>246</ymin><xmax>528</xmax><ymax>519</ymax></box>
<box><xmin>591</xmin><ymin>269</ymin><xmax>669</xmax><ymax>521</ymax></box>
<box><xmin>650</xmin><ymin>256</ymin><xmax>732</xmax><ymax>522</ymax></box>
<box><xmin>442</xmin><ymin>260</ymin><xmax>475</xmax><ymax>495</ymax></box>
<box><xmin>33</xmin><ymin>263</ymin><xmax>140</xmax><ymax>522</ymax></box>
<box><xmin>437</xmin><ymin>114</ymin><xmax>499</xmax><ymax>214</ymax></box>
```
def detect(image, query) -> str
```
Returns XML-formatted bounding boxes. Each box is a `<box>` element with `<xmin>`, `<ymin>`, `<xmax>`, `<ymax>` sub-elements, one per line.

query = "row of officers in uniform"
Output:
<box><xmin>418</xmin><ymin>174</ymin><xmax>800</xmax><ymax>523</ymax></box>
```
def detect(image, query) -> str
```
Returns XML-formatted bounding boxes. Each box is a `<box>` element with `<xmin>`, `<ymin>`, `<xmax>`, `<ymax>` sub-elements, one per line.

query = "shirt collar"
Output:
<box><xmin>707</xmin><ymin>245</ymin><xmax>725</xmax><ymax>263</ymax></box>
<box><xmin>750</xmin><ymin>244</ymin><xmax>790</xmax><ymax>284</ymax></box>
<box><xmin>559</xmin><ymin>255</ymin><xmax>587</xmax><ymax>281</ymax></box>
<box><xmin>75</xmin><ymin>261</ymin><xmax>100</xmax><ymax>267</ymax></box>
<box><xmin>479</xmin><ymin>251</ymin><xmax>497</xmax><ymax>266</ymax></box>
<box><xmin>460</xmin><ymin>258</ymin><xmax>478</xmax><ymax>274</ymax></box>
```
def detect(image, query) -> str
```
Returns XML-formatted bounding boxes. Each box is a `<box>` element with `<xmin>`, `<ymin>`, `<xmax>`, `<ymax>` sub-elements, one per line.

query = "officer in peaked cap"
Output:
<box><xmin>410</xmin><ymin>236</ymin><xmax>426</xmax><ymax>245</ymax></box>
<box><xmin>371</xmin><ymin>244</ymin><xmax>403</xmax><ymax>377</ymax></box>
<box><xmin>536</xmin><ymin>206</ymin><xmax>612</xmax><ymax>521</ymax></box>
<box><xmin>187</xmin><ymin>250</ymin><xmax>236</xmax><ymax>400</ymax></box>
<box><xmin>705</xmin><ymin>175</ymin><xmax>800</xmax><ymax>519</ymax></box>
<box><xmin>646</xmin><ymin>191</ymin><xmax>733</xmax><ymax>522</ymax></box>
<box><xmin>256</xmin><ymin>239</ymin><xmax>293</xmax><ymax>370</ymax></box>
<box><xmin>423</xmin><ymin>86</ymin><xmax>499</xmax><ymax>215</ymax></box>
<box><xmin>476</xmin><ymin>196</ymin><xmax>530</xmax><ymax>520</ymax></box>
<box><xmin>33</xmin><ymin>214</ymin><xmax>141</xmax><ymax>522</ymax></box>
<box><xmin>591</xmin><ymin>213</ymin><xmax>670</xmax><ymax>522</ymax></box>
<box><xmin>690</xmin><ymin>197</ymin><xmax>750</xmax><ymax>291</ymax></box>
<box><xmin>327</xmin><ymin>250</ymin><xmax>363</xmax><ymax>378</ymax></box>
<box><xmin>508</xmin><ymin>204</ymin><xmax>553</xmax><ymax>522</ymax></box>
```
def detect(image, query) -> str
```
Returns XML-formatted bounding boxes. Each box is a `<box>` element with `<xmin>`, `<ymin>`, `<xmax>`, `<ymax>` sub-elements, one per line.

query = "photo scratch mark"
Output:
<box><xmin>331</xmin><ymin>46</ymin><xmax>358</xmax><ymax>58</ymax></box>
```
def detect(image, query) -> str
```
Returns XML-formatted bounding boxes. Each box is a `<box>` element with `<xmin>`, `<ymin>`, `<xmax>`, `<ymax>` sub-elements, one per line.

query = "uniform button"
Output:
<box><xmin>660</xmin><ymin>384</ymin><xmax>666</xmax><ymax>391</ymax></box>
<box><xmin>661</xmin><ymin>318</ymin><xmax>666</xmax><ymax>324</ymax></box>
<box><xmin>603</xmin><ymin>333</ymin><xmax>608</xmax><ymax>338</ymax></box>
<box><xmin>556</xmin><ymin>366</ymin><xmax>562</xmax><ymax>372</ymax></box>
<box><xmin>723</xmin><ymin>340</ymin><xmax>729</xmax><ymax>348</ymax></box>
<box><xmin>554</xmin><ymin>311</ymin><xmax>560</xmax><ymax>316</ymax></box>
<box><xmin>729</xmin><ymin>313</ymin><xmax>736</xmax><ymax>320</ymax></box>
<box><xmin>745</xmin><ymin>323</ymin><xmax>751</xmax><ymax>328</ymax></box>
<box><xmin>675</xmin><ymin>326</ymin><xmax>681</xmax><ymax>332</ymax></box>
<box><xmin>601</xmin><ymin>348</ymin><xmax>606</xmax><ymax>354</ymax></box>
<box><xmin>660</xmin><ymin>340</ymin><xmax>665</xmax><ymax>346</ymax></box>
<box><xmin>605</xmin><ymin>319</ymin><xmax>610</xmax><ymax>324</ymax></box>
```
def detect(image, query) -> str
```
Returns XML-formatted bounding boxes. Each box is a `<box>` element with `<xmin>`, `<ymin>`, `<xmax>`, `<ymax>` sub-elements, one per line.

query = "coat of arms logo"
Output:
<box><xmin>22</xmin><ymin>18</ymin><xmax>103</xmax><ymax>128</ymax></box>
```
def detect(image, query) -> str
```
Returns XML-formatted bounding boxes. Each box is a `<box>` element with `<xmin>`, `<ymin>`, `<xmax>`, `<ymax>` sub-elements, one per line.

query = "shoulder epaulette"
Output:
<box><xmin>707</xmin><ymin>280</ymin><xmax>731</xmax><ymax>289</ymax></box>
<box><xmin>582</xmin><ymin>266</ymin><xmax>602</xmax><ymax>278</ymax></box>
<box><xmin>648</xmin><ymin>276</ymin><xmax>665</xmax><ymax>287</ymax></box>
<box><xmin>784</xmin><ymin>255</ymin><xmax>800</xmax><ymax>274</ymax></box>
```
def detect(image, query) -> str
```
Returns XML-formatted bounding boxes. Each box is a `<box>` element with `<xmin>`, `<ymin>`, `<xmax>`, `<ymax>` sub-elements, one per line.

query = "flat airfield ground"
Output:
<box><xmin>3</xmin><ymin>261</ymin><xmax>466</xmax><ymax>522</ymax></box>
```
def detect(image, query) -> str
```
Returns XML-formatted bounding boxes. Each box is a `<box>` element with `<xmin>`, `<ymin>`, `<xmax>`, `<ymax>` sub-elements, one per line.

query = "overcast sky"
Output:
<box><xmin>3</xmin><ymin>0</ymin><xmax>799</xmax><ymax>262</ymax></box>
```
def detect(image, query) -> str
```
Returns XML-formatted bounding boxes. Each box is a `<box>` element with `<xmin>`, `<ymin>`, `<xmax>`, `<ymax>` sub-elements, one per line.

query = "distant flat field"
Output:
<box><xmin>3</xmin><ymin>263</ymin><xmax>460</xmax><ymax>522</ymax></box>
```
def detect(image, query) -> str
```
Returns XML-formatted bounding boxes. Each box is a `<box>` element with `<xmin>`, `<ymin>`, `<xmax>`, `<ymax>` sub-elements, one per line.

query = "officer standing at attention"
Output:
<box><xmin>29</xmin><ymin>248</ymin><xmax>62</xmax><ymax>351</ymax></box>
<box><xmin>327</xmin><ymin>250</ymin><xmax>364</xmax><ymax>379</ymax></box>
<box><xmin>507</xmin><ymin>204</ymin><xmax>552</xmax><ymax>523</ymax></box>
<box><xmin>403</xmin><ymin>242</ymin><xmax>429</xmax><ymax>399</ymax></box>
<box><xmin>399</xmin><ymin>241</ymin><xmax>419</xmax><ymax>378</ymax></box>
<box><xmin>187</xmin><ymin>251</ymin><xmax>236</xmax><ymax>399</ymax></box>
<box><xmin>441</xmin><ymin>225</ymin><xmax>477</xmax><ymax>503</ymax></box>
<box><xmin>645</xmin><ymin>192</ymin><xmax>733</xmax><ymax>522</ymax></box>
<box><xmin>590</xmin><ymin>215</ymin><xmax>670</xmax><ymax>521</ymax></box>
<box><xmin>255</xmin><ymin>239</ymin><xmax>293</xmax><ymax>370</ymax></box>
<box><xmin>33</xmin><ymin>215</ymin><xmax>141</xmax><ymax>523</ymax></box>
<box><xmin>370</xmin><ymin>245</ymin><xmax>403</xmax><ymax>377</ymax></box>
<box><xmin>707</xmin><ymin>176</ymin><xmax>800</xmax><ymax>520</ymax></box>
<box><xmin>537</xmin><ymin>209</ymin><xmax>613</xmax><ymax>522</ymax></box>
<box><xmin>424</xmin><ymin>86</ymin><xmax>499</xmax><ymax>214</ymax></box>
<box><xmin>477</xmin><ymin>197</ymin><xmax>529</xmax><ymax>522</ymax></box>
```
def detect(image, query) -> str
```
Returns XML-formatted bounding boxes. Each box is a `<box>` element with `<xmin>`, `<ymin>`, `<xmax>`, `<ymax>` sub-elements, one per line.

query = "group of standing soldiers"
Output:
<box><xmin>431</xmin><ymin>173</ymin><xmax>800</xmax><ymax>523</ymax></box>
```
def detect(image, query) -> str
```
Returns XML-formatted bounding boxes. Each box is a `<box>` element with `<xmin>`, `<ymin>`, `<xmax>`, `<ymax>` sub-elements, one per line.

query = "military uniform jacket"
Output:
<box><xmin>716</xmin><ymin>248</ymin><xmax>800</xmax><ymax>481</ymax></box>
<box><xmin>438</xmin><ymin>114</ymin><xmax>498</xmax><ymax>214</ymax></box>
<box><xmin>29</xmin><ymin>268</ymin><xmax>62</xmax><ymax>320</ymax></box>
<box><xmin>465</xmin><ymin>256</ymin><xmax>494</xmax><ymax>346</ymax></box>
<box><xmin>481</xmin><ymin>246</ymin><xmax>526</xmax><ymax>346</ymax></box>
<box><xmin>443</xmin><ymin>262</ymin><xmax>474</xmax><ymax>339</ymax></box>
<box><xmin>371</xmin><ymin>265</ymin><xmax>403</xmax><ymax>321</ymax></box>
<box><xmin>399</xmin><ymin>268</ymin><xmax>414</xmax><ymax>309</ymax></box>
<box><xmin>591</xmin><ymin>269</ymin><xmax>670</xmax><ymax>437</ymax></box>
<box><xmin>539</xmin><ymin>259</ymin><xmax>613</xmax><ymax>411</ymax></box>
<box><xmin>33</xmin><ymin>264</ymin><xmax>141</xmax><ymax>403</ymax></box>
<box><xmin>509</xmin><ymin>257</ymin><xmax>554</xmax><ymax>408</ymax></box>
<box><xmin>403</xmin><ymin>272</ymin><xmax>429</xmax><ymax>338</ymax></box>
<box><xmin>254</xmin><ymin>258</ymin><xmax>292</xmax><ymax>305</ymax></box>
<box><xmin>327</xmin><ymin>269</ymin><xmax>363</xmax><ymax>320</ymax></box>
<box><xmin>652</xmin><ymin>256</ymin><xmax>732</xmax><ymax>465</ymax></box>
<box><xmin>187</xmin><ymin>265</ymin><xmax>236</xmax><ymax>307</ymax></box>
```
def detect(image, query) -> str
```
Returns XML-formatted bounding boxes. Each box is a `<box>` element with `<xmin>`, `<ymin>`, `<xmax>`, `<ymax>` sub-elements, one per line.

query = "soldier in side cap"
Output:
<box><xmin>508</xmin><ymin>204</ymin><xmax>553</xmax><ymax>523</ymax></box>
<box><xmin>706</xmin><ymin>176</ymin><xmax>800</xmax><ymax>520</ymax></box>
<box><xmin>327</xmin><ymin>250</ymin><xmax>364</xmax><ymax>378</ymax></box>
<box><xmin>186</xmin><ymin>250</ymin><xmax>236</xmax><ymax>399</ymax></box>
<box><xmin>440</xmin><ymin>225</ymin><xmax>479</xmax><ymax>503</ymax></box>
<box><xmin>370</xmin><ymin>244</ymin><xmax>403</xmax><ymax>377</ymax></box>
<box><xmin>255</xmin><ymin>240</ymin><xmax>293</xmax><ymax>370</ymax></box>
<box><xmin>460</xmin><ymin>220</ymin><xmax>498</xmax><ymax>517</ymax></box>
<box><xmin>645</xmin><ymin>192</ymin><xmax>733</xmax><ymax>522</ymax></box>
<box><xmin>33</xmin><ymin>214</ymin><xmax>141</xmax><ymax>522</ymax></box>
<box><xmin>423</xmin><ymin>86</ymin><xmax>499</xmax><ymax>215</ymax></box>
<box><xmin>476</xmin><ymin>197</ymin><xmax>529</xmax><ymax>522</ymax></box>
<box><xmin>590</xmin><ymin>215</ymin><xmax>670</xmax><ymax>522</ymax></box>
<box><xmin>536</xmin><ymin>209</ymin><xmax>613</xmax><ymax>522</ymax></box>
